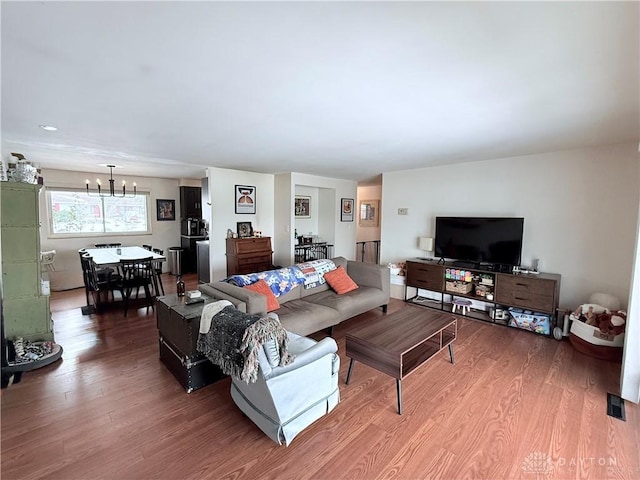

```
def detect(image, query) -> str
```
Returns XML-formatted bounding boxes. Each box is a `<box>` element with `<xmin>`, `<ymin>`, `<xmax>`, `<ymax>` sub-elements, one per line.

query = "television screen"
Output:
<box><xmin>434</xmin><ymin>217</ymin><xmax>524</xmax><ymax>266</ymax></box>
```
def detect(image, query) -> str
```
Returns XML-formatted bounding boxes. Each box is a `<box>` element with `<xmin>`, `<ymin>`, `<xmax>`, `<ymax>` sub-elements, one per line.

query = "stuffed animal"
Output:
<box><xmin>596</xmin><ymin>311</ymin><xmax>626</xmax><ymax>336</ymax></box>
<box><xmin>570</xmin><ymin>303</ymin><xmax>608</xmax><ymax>325</ymax></box>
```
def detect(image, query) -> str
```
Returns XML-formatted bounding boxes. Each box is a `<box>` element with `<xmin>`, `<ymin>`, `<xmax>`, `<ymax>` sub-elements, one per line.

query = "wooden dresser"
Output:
<box><xmin>226</xmin><ymin>237</ymin><xmax>273</xmax><ymax>276</ymax></box>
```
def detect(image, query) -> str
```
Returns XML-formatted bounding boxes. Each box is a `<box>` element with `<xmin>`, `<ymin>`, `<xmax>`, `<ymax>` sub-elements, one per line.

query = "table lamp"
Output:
<box><xmin>418</xmin><ymin>237</ymin><xmax>434</xmax><ymax>260</ymax></box>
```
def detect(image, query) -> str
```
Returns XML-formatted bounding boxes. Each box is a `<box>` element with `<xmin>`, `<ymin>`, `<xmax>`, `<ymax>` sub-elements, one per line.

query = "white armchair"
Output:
<box><xmin>230</xmin><ymin>332</ymin><xmax>340</xmax><ymax>446</ymax></box>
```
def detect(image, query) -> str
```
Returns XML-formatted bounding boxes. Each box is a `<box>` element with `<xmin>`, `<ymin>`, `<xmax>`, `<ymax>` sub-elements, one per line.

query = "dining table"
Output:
<box><xmin>80</xmin><ymin>246</ymin><xmax>167</xmax><ymax>315</ymax></box>
<box><xmin>82</xmin><ymin>246</ymin><xmax>166</xmax><ymax>267</ymax></box>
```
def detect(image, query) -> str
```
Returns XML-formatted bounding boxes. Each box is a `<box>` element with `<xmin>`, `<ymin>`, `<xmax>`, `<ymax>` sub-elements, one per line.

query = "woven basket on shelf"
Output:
<box><xmin>445</xmin><ymin>281</ymin><xmax>473</xmax><ymax>294</ymax></box>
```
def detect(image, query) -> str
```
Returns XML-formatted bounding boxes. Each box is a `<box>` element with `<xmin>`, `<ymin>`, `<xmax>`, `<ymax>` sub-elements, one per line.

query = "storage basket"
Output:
<box><xmin>445</xmin><ymin>281</ymin><xmax>473</xmax><ymax>294</ymax></box>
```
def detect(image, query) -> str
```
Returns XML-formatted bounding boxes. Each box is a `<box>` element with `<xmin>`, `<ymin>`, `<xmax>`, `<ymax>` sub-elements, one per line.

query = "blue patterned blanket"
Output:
<box><xmin>225</xmin><ymin>259</ymin><xmax>337</xmax><ymax>296</ymax></box>
<box><xmin>225</xmin><ymin>267</ymin><xmax>306</xmax><ymax>297</ymax></box>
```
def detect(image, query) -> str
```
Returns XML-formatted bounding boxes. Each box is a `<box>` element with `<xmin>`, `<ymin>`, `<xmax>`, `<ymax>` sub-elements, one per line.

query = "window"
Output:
<box><xmin>48</xmin><ymin>189</ymin><xmax>150</xmax><ymax>236</ymax></box>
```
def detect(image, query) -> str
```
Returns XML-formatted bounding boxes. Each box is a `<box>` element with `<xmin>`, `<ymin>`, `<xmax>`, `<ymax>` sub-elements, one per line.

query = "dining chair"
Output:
<box><xmin>79</xmin><ymin>250</ymin><xmax>115</xmax><ymax>307</ymax></box>
<box><xmin>118</xmin><ymin>257</ymin><xmax>154</xmax><ymax>317</ymax></box>
<box><xmin>94</xmin><ymin>244</ymin><xmax>110</xmax><ymax>248</ymax></box>
<box><xmin>82</xmin><ymin>254</ymin><xmax>122</xmax><ymax>312</ymax></box>
<box><xmin>108</xmin><ymin>243</ymin><xmax>122</xmax><ymax>247</ymax></box>
<box><xmin>142</xmin><ymin>244</ymin><xmax>153</xmax><ymax>251</ymax></box>
<box><xmin>152</xmin><ymin>248</ymin><xmax>165</xmax><ymax>296</ymax></box>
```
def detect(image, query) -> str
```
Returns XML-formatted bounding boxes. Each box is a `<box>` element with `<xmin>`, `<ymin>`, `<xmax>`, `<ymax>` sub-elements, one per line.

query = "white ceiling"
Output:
<box><xmin>2</xmin><ymin>2</ymin><xmax>638</xmax><ymax>182</ymax></box>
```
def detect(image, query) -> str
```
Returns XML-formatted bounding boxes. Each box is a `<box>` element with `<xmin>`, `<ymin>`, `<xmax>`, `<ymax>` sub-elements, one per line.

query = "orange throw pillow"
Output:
<box><xmin>244</xmin><ymin>279</ymin><xmax>280</xmax><ymax>312</ymax></box>
<box><xmin>324</xmin><ymin>266</ymin><xmax>359</xmax><ymax>294</ymax></box>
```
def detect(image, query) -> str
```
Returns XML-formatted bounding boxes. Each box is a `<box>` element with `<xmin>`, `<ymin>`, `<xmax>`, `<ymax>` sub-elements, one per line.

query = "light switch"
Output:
<box><xmin>398</xmin><ymin>208</ymin><xmax>408</xmax><ymax>215</ymax></box>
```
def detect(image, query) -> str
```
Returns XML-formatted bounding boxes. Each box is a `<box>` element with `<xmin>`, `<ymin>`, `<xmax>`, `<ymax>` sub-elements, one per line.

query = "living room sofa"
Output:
<box><xmin>199</xmin><ymin>257</ymin><xmax>390</xmax><ymax>336</ymax></box>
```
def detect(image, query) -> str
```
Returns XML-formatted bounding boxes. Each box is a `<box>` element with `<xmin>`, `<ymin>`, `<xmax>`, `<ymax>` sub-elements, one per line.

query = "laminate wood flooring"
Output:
<box><xmin>2</xmin><ymin>274</ymin><xmax>638</xmax><ymax>479</ymax></box>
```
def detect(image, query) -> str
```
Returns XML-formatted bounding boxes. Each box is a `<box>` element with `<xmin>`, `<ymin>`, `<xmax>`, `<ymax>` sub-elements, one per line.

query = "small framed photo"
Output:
<box><xmin>359</xmin><ymin>199</ymin><xmax>380</xmax><ymax>227</ymax></box>
<box><xmin>237</xmin><ymin>221</ymin><xmax>253</xmax><ymax>238</ymax></box>
<box><xmin>294</xmin><ymin>195</ymin><xmax>311</xmax><ymax>218</ymax></box>
<box><xmin>341</xmin><ymin>198</ymin><xmax>354</xmax><ymax>222</ymax></box>
<box><xmin>156</xmin><ymin>199</ymin><xmax>175</xmax><ymax>221</ymax></box>
<box><xmin>235</xmin><ymin>185</ymin><xmax>256</xmax><ymax>214</ymax></box>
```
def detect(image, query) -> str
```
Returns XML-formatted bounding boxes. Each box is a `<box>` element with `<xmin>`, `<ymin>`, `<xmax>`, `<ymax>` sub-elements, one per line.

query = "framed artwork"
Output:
<box><xmin>236</xmin><ymin>221</ymin><xmax>253</xmax><ymax>238</ymax></box>
<box><xmin>341</xmin><ymin>198</ymin><xmax>354</xmax><ymax>222</ymax></box>
<box><xmin>359</xmin><ymin>199</ymin><xmax>380</xmax><ymax>227</ymax></box>
<box><xmin>294</xmin><ymin>195</ymin><xmax>311</xmax><ymax>218</ymax></box>
<box><xmin>156</xmin><ymin>199</ymin><xmax>175</xmax><ymax>221</ymax></box>
<box><xmin>235</xmin><ymin>185</ymin><xmax>256</xmax><ymax>214</ymax></box>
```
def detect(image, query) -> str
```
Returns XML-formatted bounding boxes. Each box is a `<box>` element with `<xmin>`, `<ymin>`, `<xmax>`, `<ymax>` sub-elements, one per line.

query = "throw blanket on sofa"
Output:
<box><xmin>225</xmin><ymin>266</ymin><xmax>306</xmax><ymax>297</ymax></box>
<box><xmin>296</xmin><ymin>259</ymin><xmax>336</xmax><ymax>289</ymax></box>
<box><xmin>197</xmin><ymin>302</ymin><xmax>293</xmax><ymax>383</ymax></box>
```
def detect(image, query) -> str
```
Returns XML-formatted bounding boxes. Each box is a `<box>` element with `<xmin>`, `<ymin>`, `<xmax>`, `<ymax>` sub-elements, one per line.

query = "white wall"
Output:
<box><xmin>39</xmin><ymin>168</ymin><xmax>195</xmax><ymax>290</ymax></box>
<box><xmin>381</xmin><ymin>143</ymin><xmax>639</xmax><ymax>308</ymax></box>
<box><xmin>621</xmin><ymin>184</ymin><xmax>640</xmax><ymax>403</ymax></box>
<box><xmin>207</xmin><ymin>167</ymin><xmax>275</xmax><ymax>281</ymax></box>
<box><xmin>294</xmin><ymin>185</ymin><xmax>319</xmax><ymax>237</ymax></box>
<box><xmin>274</xmin><ymin>173</ymin><xmax>294</xmax><ymax>268</ymax></box>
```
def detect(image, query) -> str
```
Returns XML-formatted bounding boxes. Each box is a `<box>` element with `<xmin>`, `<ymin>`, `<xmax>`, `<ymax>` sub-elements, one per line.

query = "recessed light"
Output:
<box><xmin>39</xmin><ymin>125</ymin><xmax>58</xmax><ymax>131</ymax></box>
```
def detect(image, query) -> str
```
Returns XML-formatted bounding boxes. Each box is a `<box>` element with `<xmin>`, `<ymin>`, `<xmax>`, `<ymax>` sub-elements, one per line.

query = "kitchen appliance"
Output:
<box><xmin>182</xmin><ymin>218</ymin><xmax>204</xmax><ymax>237</ymax></box>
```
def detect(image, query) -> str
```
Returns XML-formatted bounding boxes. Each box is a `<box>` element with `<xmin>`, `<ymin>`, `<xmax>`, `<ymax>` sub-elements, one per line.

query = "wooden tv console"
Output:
<box><xmin>405</xmin><ymin>259</ymin><xmax>561</xmax><ymax>335</ymax></box>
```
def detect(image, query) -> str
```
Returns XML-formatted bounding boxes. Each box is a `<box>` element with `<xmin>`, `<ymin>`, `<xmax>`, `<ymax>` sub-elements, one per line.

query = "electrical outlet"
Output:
<box><xmin>398</xmin><ymin>208</ymin><xmax>408</xmax><ymax>215</ymax></box>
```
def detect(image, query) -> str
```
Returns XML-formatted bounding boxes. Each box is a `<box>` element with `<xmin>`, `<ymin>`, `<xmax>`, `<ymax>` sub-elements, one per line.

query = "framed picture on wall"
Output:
<box><xmin>156</xmin><ymin>199</ymin><xmax>176</xmax><ymax>221</ymax></box>
<box><xmin>295</xmin><ymin>195</ymin><xmax>311</xmax><ymax>218</ymax></box>
<box><xmin>236</xmin><ymin>221</ymin><xmax>253</xmax><ymax>238</ymax></box>
<box><xmin>359</xmin><ymin>199</ymin><xmax>379</xmax><ymax>227</ymax></box>
<box><xmin>235</xmin><ymin>185</ymin><xmax>256</xmax><ymax>214</ymax></box>
<box><xmin>341</xmin><ymin>198</ymin><xmax>354</xmax><ymax>222</ymax></box>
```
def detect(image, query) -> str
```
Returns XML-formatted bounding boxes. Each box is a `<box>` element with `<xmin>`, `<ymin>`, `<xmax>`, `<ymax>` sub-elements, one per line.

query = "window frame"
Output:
<box><xmin>46</xmin><ymin>187</ymin><xmax>152</xmax><ymax>239</ymax></box>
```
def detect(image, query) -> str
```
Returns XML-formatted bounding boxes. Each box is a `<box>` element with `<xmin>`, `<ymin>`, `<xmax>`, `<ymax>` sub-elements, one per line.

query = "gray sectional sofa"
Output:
<box><xmin>199</xmin><ymin>257</ymin><xmax>390</xmax><ymax>336</ymax></box>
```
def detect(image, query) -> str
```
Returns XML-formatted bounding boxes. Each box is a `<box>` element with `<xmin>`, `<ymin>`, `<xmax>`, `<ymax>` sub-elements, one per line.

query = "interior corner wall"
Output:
<box><xmin>356</xmin><ymin>183</ymin><xmax>382</xmax><ymax>263</ymax></box>
<box><xmin>38</xmin><ymin>168</ymin><xmax>191</xmax><ymax>291</ymax></box>
<box><xmin>294</xmin><ymin>185</ymin><xmax>320</xmax><ymax>236</ymax></box>
<box><xmin>207</xmin><ymin>167</ymin><xmax>274</xmax><ymax>281</ymax></box>
<box><xmin>356</xmin><ymin>184</ymin><xmax>382</xmax><ymax>243</ymax></box>
<box><xmin>380</xmin><ymin>143</ymin><xmax>640</xmax><ymax>309</ymax></box>
<box><xmin>291</xmin><ymin>173</ymin><xmax>357</xmax><ymax>261</ymax></box>
<box><xmin>621</xmin><ymin>173</ymin><xmax>640</xmax><ymax>403</ymax></box>
<box><xmin>274</xmin><ymin>173</ymin><xmax>294</xmax><ymax>268</ymax></box>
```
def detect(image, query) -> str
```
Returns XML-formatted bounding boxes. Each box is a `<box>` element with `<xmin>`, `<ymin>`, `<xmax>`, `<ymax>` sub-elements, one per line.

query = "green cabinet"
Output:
<box><xmin>0</xmin><ymin>182</ymin><xmax>53</xmax><ymax>341</ymax></box>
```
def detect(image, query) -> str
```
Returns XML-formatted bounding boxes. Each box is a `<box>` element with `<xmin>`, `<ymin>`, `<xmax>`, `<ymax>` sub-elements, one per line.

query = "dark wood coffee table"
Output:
<box><xmin>345</xmin><ymin>305</ymin><xmax>457</xmax><ymax>414</ymax></box>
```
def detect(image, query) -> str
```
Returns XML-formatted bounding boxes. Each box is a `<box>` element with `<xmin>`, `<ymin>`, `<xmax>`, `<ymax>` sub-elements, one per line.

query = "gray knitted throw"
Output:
<box><xmin>196</xmin><ymin>305</ymin><xmax>293</xmax><ymax>383</ymax></box>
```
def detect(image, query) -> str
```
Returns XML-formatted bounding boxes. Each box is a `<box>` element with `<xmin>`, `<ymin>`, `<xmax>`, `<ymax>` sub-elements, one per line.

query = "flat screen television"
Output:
<box><xmin>434</xmin><ymin>217</ymin><xmax>524</xmax><ymax>267</ymax></box>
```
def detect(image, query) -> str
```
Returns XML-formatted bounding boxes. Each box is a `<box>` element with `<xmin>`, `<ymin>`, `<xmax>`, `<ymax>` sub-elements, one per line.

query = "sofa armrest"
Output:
<box><xmin>198</xmin><ymin>283</ymin><xmax>249</xmax><ymax>313</ymax></box>
<box><xmin>264</xmin><ymin>337</ymin><xmax>338</xmax><ymax>380</ymax></box>
<box><xmin>346</xmin><ymin>261</ymin><xmax>390</xmax><ymax>298</ymax></box>
<box><xmin>199</xmin><ymin>282</ymin><xmax>266</xmax><ymax>315</ymax></box>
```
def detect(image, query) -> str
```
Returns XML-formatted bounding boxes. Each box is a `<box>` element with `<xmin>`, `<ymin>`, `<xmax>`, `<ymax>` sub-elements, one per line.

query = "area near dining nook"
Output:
<box><xmin>80</xmin><ymin>245</ymin><xmax>166</xmax><ymax>316</ymax></box>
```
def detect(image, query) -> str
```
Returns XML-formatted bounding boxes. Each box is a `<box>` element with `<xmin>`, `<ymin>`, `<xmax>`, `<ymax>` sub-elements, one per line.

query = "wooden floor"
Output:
<box><xmin>2</xmin><ymin>274</ymin><xmax>639</xmax><ymax>480</ymax></box>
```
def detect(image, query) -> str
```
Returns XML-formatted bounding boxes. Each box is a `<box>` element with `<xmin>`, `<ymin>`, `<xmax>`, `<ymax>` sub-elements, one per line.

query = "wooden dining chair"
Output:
<box><xmin>151</xmin><ymin>248</ymin><xmax>165</xmax><ymax>296</ymax></box>
<box><xmin>82</xmin><ymin>254</ymin><xmax>122</xmax><ymax>312</ymax></box>
<box><xmin>117</xmin><ymin>257</ymin><xmax>154</xmax><ymax>317</ymax></box>
<box><xmin>79</xmin><ymin>250</ymin><xmax>116</xmax><ymax>307</ymax></box>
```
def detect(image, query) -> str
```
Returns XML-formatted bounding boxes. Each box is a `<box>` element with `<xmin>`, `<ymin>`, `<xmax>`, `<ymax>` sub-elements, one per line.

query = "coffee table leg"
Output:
<box><xmin>346</xmin><ymin>358</ymin><xmax>355</xmax><ymax>384</ymax></box>
<box><xmin>397</xmin><ymin>379</ymin><xmax>402</xmax><ymax>415</ymax></box>
<box><xmin>449</xmin><ymin>344</ymin><xmax>455</xmax><ymax>364</ymax></box>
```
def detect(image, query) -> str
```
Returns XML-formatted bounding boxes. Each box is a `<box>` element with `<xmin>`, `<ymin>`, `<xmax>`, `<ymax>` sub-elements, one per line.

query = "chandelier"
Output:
<box><xmin>85</xmin><ymin>164</ymin><xmax>136</xmax><ymax>197</ymax></box>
